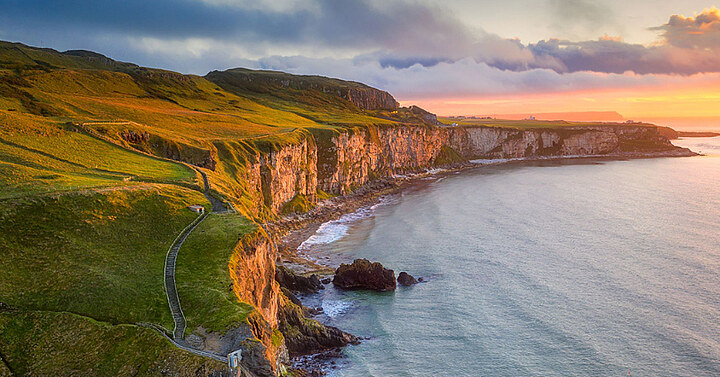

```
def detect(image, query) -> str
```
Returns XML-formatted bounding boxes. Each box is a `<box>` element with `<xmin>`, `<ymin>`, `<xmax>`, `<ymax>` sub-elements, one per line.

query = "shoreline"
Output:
<box><xmin>272</xmin><ymin>147</ymin><xmax>698</xmax><ymax>272</ymax></box>
<box><xmin>269</xmin><ymin>148</ymin><xmax>698</xmax><ymax>375</ymax></box>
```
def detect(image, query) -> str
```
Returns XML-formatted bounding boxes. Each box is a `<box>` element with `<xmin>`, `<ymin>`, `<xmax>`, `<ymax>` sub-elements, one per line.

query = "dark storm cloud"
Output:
<box><xmin>2</xmin><ymin>0</ymin><xmax>304</xmax><ymax>40</ymax></box>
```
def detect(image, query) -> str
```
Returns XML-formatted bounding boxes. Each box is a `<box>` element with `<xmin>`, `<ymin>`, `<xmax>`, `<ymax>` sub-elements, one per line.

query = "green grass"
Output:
<box><xmin>0</xmin><ymin>185</ymin><xmax>209</xmax><ymax>330</ymax></box>
<box><xmin>0</xmin><ymin>40</ymin><xmax>449</xmax><ymax>373</ymax></box>
<box><xmin>0</xmin><ymin>111</ymin><xmax>196</xmax><ymax>199</ymax></box>
<box><xmin>280</xmin><ymin>194</ymin><xmax>315</xmax><ymax>215</ymax></box>
<box><xmin>175</xmin><ymin>212</ymin><xmax>257</xmax><ymax>334</ymax></box>
<box><xmin>0</xmin><ymin>310</ymin><xmax>225</xmax><ymax>376</ymax></box>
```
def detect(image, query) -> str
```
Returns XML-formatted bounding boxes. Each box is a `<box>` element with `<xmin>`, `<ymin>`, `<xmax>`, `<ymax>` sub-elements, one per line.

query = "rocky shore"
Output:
<box><xmin>267</xmin><ymin>143</ymin><xmax>698</xmax><ymax>375</ymax></box>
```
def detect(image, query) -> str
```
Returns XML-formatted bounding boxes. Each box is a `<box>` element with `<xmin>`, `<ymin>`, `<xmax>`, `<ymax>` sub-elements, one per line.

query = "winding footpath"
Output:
<box><xmin>76</xmin><ymin>122</ymin><xmax>235</xmax><ymax>363</ymax></box>
<box><xmin>161</xmin><ymin>167</ymin><xmax>233</xmax><ymax>362</ymax></box>
<box><xmin>164</xmin><ymin>211</ymin><xmax>208</xmax><ymax>340</ymax></box>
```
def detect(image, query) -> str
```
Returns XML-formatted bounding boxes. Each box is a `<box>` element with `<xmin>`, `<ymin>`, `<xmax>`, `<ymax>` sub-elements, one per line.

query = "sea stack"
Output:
<box><xmin>333</xmin><ymin>259</ymin><xmax>397</xmax><ymax>291</ymax></box>
<box><xmin>397</xmin><ymin>272</ymin><xmax>418</xmax><ymax>286</ymax></box>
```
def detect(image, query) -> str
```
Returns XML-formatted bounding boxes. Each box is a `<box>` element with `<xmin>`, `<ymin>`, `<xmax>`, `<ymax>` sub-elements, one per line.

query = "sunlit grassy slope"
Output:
<box><xmin>0</xmin><ymin>111</ymin><xmax>196</xmax><ymax>199</ymax></box>
<box><xmin>0</xmin><ymin>41</ymin><xmax>427</xmax><ymax>213</ymax></box>
<box><xmin>176</xmin><ymin>212</ymin><xmax>257</xmax><ymax>334</ymax></box>
<box><xmin>0</xmin><ymin>185</ymin><xmax>227</xmax><ymax>375</ymax></box>
<box><xmin>0</xmin><ymin>186</ymin><xmax>209</xmax><ymax>330</ymax></box>
<box><xmin>0</xmin><ymin>41</ymin><xmax>397</xmax><ymax>146</ymax></box>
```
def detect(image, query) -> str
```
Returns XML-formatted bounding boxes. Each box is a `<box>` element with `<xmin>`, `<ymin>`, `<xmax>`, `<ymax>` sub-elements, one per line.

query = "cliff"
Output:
<box><xmin>238</xmin><ymin>123</ymin><xmax>688</xmax><ymax>202</ymax></box>
<box><xmin>224</xmin><ymin>121</ymin><xmax>693</xmax><ymax>376</ymax></box>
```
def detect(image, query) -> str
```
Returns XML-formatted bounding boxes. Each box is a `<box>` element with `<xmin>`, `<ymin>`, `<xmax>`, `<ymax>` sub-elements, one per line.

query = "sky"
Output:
<box><xmin>2</xmin><ymin>0</ymin><xmax>720</xmax><ymax>128</ymax></box>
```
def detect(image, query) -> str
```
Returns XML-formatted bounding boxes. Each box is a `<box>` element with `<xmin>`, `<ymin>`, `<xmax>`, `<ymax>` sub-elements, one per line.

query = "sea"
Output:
<box><xmin>297</xmin><ymin>136</ymin><xmax>720</xmax><ymax>377</ymax></box>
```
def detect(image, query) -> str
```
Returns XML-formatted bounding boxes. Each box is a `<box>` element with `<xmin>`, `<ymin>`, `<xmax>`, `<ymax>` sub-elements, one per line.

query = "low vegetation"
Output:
<box><xmin>176</xmin><ymin>212</ymin><xmax>257</xmax><ymax>334</ymax></box>
<box><xmin>0</xmin><ymin>111</ymin><xmax>196</xmax><ymax>199</ymax></box>
<box><xmin>0</xmin><ymin>310</ymin><xmax>225</xmax><ymax>376</ymax></box>
<box><xmin>0</xmin><ymin>39</ymin><xmax>675</xmax><ymax>375</ymax></box>
<box><xmin>0</xmin><ymin>186</ymin><xmax>208</xmax><ymax>329</ymax></box>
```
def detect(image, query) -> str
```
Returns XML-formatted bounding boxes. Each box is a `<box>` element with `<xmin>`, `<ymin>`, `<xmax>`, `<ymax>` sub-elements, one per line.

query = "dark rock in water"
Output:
<box><xmin>397</xmin><ymin>272</ymin><xmax>418</xmax><ymax>286</ymax></box>
<box><xmin>276</xmin><ymin>265</ymin><xmax>324</xmax><ymax>293</ymax></box>
<box><xmin>321</xmin><ymin>277</ymin><xmax>331</xmax><ymax>285</ymax></box>
<box><xmin>307</xmin><ymin>306</ymin><xmax>324</xmax><ymax>316</ymax></box>
<box><xmin>332</xmin><ymin>259</ymin><xmax>396</xmax><ymax>291</ymax></box>
<box><xmin>279</xmin><ymin>298</ymin><xmax>359</xmax><ymax>356</ymax></box>
<box><xmin>418</xmin><ymin>277</ymin><xmax>425</xmax><ymax>282</ymax></box>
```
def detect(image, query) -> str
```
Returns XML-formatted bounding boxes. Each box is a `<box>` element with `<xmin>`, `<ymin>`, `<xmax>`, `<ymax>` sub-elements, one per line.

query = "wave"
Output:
<box><xmin>322</xmin><ymin>299</ymin><xmax>353</xmax><ymax>318</ymax></box>
<box><xmin>470</xmin><ymin>154</ymin><xmax>600</xmax><ymax>165</ymax></box>
<box><xmin>298</xmin><ymin>196</ymin><xmax>396</xmax><ymax>251</ymax></box>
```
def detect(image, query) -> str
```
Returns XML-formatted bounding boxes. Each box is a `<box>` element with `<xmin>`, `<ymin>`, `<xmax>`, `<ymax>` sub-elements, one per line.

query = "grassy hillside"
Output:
<box><xmin>0</xmin><ymin>111</ymin><xmax>196</xmax><ymax>199</ymax></box>
<box><xmin>0</xmin><ymin>40</ymin><xmax>377</xmax><ymax>375</ymax></box>
<box><xmin>0</xmin><ymin>311</ymin><xmax>226</xmax><ymax>376</ymax></box>
<box><xmin>0</xmin><ymin>40</ymin><xmax>429</xmax><ymax>217</ymax></box>
<box><xmin>0</xmin><ymin>184</ymin><xmax>247</xmax><ymax>376</ymax></box>
<box><xmin>0</xmin><ymin>186</ymin><xmax>209</xmax><ymax>329</ymax></box>
<box><xmin>176</xmin><ymin>213</ymin><xmax>257</xmax><ymax>334</ymax></box>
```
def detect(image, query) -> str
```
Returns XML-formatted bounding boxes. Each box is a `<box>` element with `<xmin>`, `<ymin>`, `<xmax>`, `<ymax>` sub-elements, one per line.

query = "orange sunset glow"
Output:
<box><xmin>403</xmin><ymin>74</ymin><xmax>720</xmax><ymax>128</ymax></box>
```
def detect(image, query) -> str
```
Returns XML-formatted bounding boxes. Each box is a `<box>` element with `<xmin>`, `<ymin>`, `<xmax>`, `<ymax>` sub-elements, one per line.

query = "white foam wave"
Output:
<box><xmin>321</xmin><ymin>300</ymin><xmax>353</xmax><ymax>318</ymax></box>
<box><xmin>424</xmin><ymin>167</ymin><xmax>447</xmax><ymax>175</ymax></box>
<box><xmin>470</xmin><ymin>155</ymin><xmax>591</xmax><ymax>165</ymax></box>
<box><xmin>298</xmin><ymin>196</ymin><xmax>395</xmax><ymax>250</ymax></box>
<box><xmin>298</xmin><ymin>222</ymin><xmax>350</xmax><ymax>250</ymax></box>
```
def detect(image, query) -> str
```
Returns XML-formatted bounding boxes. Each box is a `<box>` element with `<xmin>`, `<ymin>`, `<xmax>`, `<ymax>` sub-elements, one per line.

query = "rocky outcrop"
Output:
<box><xmin>397</xmin><ymin>272</ymin><xmax>418</xmax><ymax>286</ymax></box>
<box><xmin>225</xmin><ymin>123</ymin><xmax>692</xmax><ymax>217</ymax></box>
<box><xmin>277</xmin><ymin>295</ymin><xmax>358</xmax><ymax>356</ymax></box>
<box><xmin>346</xmin><ymin>87</ymin><xmax>398</xmax><ymax>110</ymax></box>
<box><xmin>206</xmin><ymin>68</ymin><xmax>399</xmax><ymax>111</ymax></box>
<box><xmin>408</xmin><ymin>105</ymin><xmax>438</xmax><ymax>124</ymax></box>
<box><xmin>118</xmin><ymin>129</ymin><xmax>217</xmax><ymax>169</ymax></box>
<box><xmin>333</xmin><ymin>259</ymin><xmax>397</xmax><ymax>291</ymax></box>
<box><xmin>275</xmin><ymin>266</ymin><xmax>323</xmax><ymax>294</ymax></box>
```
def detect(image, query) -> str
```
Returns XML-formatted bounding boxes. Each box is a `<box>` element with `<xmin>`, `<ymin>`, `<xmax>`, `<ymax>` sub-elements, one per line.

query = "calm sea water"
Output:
<box><xmin>300</xmin><ymin>137</ymin><xmax>720</xmax><ymax>377</ymax></box>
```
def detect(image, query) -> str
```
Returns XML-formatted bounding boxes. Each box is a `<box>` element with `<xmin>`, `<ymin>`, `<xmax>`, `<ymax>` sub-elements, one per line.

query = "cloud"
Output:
<box><xmin>523</xmin><ymin>8</ymin><xmax>720</xmax><ymax>75</ymax></box>
<box><xmin>3</xmin><ymin>1</ymin><xmax>720</xmax><ymax>102</ymax></box>
<box><xmin>250</xmin><ymin>54</ymin><xmax>720</xmax><ymax>100</ymax></box>
<box><xmin>652</xmin><ymin>7</ymin><xmax>720</xmax><ymax>49</ymax></box>
<box><xmin>0</xmin><ymin>0</ymin><xmax>476</xmax><ymax>59</ymax></box>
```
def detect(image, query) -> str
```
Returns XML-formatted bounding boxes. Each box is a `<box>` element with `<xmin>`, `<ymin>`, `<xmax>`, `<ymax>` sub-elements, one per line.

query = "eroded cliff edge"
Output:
<box><xmin>219</xmin><ymin>119</ymin><xmax>693</xmax><ymax>376</ymax></box>
<box><xmin>237</xmin><ymin>122</ymin><xmax>692</xmax><ymax>205</ymax></box>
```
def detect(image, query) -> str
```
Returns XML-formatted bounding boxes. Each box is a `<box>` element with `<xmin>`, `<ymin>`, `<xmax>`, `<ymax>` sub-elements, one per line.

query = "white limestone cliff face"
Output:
<box><xmin>236</xmin><ymin>124</ymin><xmax>683</xmax><ymax>213</ymax></box>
